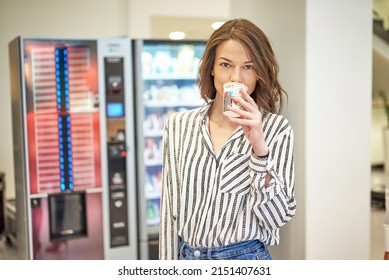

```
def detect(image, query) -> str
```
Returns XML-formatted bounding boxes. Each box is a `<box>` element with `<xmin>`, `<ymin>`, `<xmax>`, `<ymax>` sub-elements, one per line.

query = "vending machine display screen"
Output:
<box><xmin>107</xmin><ymin>102</ymin><xmax>124</xmax><ymax>118</ymax></box>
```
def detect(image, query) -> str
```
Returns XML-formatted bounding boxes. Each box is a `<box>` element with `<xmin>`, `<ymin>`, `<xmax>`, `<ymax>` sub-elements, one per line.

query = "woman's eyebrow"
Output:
<box><xmin>217</xmin><ymin>57</ymin><xmax>254</xmax><ymax>64</ymax></box>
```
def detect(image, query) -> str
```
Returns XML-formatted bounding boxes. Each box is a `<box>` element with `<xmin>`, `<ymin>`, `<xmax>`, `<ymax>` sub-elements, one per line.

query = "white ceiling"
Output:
<box><xmin>150</xmin><ymin>16</ymin><xmax>230</xmax><ymax>40</ymax></box>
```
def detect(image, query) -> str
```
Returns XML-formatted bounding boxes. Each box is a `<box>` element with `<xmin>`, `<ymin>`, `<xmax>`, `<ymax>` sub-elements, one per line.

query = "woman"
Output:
<box><xmin>159</xmin><ymin>18</ymin><xmax>296</xmax><ymax>260</ymax></box>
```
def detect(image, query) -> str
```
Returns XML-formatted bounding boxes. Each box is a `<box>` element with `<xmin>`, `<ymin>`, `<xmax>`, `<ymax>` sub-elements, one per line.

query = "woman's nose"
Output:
<box><xmin>230</xmin><ymin>67</ymin><xmax>242</xmax><ymax>82</ymax></box>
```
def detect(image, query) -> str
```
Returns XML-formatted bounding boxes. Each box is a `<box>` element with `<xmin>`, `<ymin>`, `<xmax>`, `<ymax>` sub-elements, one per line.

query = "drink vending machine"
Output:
<box><xmin>9</xmin><ymin>37</ymin><xmax>138</xmax><ymax>259</ymax></box>
<box><xmin>132</xmin><ymin>40</ymin><xmax>206</xmax><ymax>259</ymax></box>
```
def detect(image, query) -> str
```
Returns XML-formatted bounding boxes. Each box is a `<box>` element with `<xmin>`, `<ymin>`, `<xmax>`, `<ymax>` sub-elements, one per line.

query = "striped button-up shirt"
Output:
<box><xmin>159</xmin><ymin>103</ymin><xmax>296</xmax><ymax>260</ymax></box>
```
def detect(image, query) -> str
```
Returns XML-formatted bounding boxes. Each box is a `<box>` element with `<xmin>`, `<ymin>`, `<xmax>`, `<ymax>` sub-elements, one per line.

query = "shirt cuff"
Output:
<box><xmin>249</xmin><ymin>151</ymin><xmax>269</xmax><ymax>172</ymax></box>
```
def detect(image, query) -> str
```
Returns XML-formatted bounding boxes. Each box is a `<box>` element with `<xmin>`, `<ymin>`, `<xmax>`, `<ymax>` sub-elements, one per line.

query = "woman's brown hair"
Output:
<box><xmin>198</xmin><ymin>18</ymin><xmax>287</xmax><ymax>116</ymax></box>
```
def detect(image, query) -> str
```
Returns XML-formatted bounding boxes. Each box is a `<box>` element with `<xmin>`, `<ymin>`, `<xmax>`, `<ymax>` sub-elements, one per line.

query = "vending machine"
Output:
<box><xmin>9</xmin><ymin>37</ymin><xmax>138</xmax><ymax>260</ymax></box>
<box><xmin>132</xmin><ymin>40</ymin><xmax>206</xmax><ymax>259</ymax></box>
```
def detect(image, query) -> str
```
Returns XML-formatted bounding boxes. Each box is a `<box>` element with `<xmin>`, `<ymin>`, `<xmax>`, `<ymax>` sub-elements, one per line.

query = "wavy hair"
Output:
<box><xmin>198</xmin><ymin>18</ymin><xmax>287</xmax><ymax>116</ymax></box>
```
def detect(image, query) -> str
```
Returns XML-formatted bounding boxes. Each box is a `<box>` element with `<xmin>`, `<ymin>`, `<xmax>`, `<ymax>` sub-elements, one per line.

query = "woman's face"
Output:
<box><xmin>212</xmin><ymin>39</ymin><xmax>258</xmax><ymax>99</ymax></box>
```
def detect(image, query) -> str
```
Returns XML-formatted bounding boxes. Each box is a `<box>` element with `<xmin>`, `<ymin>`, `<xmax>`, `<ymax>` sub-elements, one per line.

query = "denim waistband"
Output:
<box><xmin>179</xmin><ymin>238</ymin><xmax>267</xmax><ymax>260</ymax></box>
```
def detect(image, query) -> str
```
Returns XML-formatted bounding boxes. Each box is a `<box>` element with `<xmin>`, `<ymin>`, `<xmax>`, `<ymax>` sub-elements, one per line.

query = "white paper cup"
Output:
<box><xmin>223</xmin><ymin>82</ymin><xmax>248</xmax><ymax>117</ymax></box>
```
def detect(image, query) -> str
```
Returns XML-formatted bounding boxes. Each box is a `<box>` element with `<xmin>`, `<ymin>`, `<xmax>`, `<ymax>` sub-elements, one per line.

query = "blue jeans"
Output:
<box><xmin>178</xmin><ymin>238</ymin><xmax>272</xmax><ymax>260</ymax></box>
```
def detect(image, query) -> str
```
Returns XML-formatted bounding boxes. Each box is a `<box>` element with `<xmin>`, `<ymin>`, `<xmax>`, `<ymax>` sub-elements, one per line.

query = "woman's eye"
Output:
<box><xmin>220</xmin><ymin>62</ymin><xmax>230</xmax><ymax>68</ymax></box>
<box><xmin>244</xmin><ymin>65</ymin><xmax>254</xmax><ymax>70</ymax></box>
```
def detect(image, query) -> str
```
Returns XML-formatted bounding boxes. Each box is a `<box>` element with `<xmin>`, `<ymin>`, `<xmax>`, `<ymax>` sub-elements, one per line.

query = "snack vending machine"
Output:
<box><xmin>9</xmin><ymin>37</ymin><xmax>138</xmax><ymax>260</ymax></box>
<box><xmin>132</xmin><ymin>40</ymin><xmax>206</xmax><ymax>259</ymax></box>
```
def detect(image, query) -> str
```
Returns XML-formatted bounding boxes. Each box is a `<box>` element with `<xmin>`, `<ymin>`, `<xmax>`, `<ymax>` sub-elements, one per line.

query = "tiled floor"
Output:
<box><xmin>0</xmin><ymin>206</ymin><xmax>386</xmax><ymax>260</ymax></box>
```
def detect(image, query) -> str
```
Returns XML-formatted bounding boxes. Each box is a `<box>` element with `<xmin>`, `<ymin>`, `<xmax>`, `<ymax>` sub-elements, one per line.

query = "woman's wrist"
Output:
<box><xmin>253</xmin><ymin>146</ymin><xmax>269</xmax><ymax>158</ymax></box>
<box><xmin>252</xmin><ymin>148</ymin><xmax>269</xmax><ymax>158</ymax></box>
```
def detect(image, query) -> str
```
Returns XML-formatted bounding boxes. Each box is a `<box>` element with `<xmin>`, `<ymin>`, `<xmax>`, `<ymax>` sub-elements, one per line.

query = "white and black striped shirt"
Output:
<box><xmin>159</xmin><ymin>103</ymin><xmax>296</xmax><ymax>260</ymax></box>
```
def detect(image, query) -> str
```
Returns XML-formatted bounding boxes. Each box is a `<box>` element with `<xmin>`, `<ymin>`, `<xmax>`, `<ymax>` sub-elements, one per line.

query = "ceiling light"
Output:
<box><xmin>169</xmin><ymin>31</ymin><xmax>185</xmax><ymax>40</ymax></box>
<box><xmin>211</xmin><ymin>21</ymin><xmax>225</xmax><ymax>30</ymax></box>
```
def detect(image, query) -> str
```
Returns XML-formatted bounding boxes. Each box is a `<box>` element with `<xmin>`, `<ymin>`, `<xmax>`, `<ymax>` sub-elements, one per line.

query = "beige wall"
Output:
<box><xmin>305</xmin><ymin>0</ymin><xmax>371</xmax><ymax>260</ymax></box>
<box><xmin>128</xmin><ymin>0</ymin><xmax>230</xmax><ymax>39</ymax></box>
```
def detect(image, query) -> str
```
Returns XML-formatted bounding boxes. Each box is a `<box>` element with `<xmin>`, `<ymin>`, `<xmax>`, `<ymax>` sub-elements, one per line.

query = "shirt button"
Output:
<box><xmin>194</xmin><ymin>250</ymin><xmax>201</xmax><ymax>257</ymax></box>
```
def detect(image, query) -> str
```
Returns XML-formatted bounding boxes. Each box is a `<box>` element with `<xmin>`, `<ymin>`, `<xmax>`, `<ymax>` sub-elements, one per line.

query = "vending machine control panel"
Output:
<box><xmin>104</xmin><ymin>57</ymin><xmax>130</xmax><ymax>247</ymax></box>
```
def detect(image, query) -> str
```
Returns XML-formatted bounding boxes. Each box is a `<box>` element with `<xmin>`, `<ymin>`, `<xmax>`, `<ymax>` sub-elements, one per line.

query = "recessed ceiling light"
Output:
<box><xmin>169</xmin><ymin>31</ymin><xmax>185</xmax><ymax>40</ymax></box>
<box><xmin>211</xmin><ymin>21</ymin><xmax>225</xmax><ymax>30</ymax></box>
